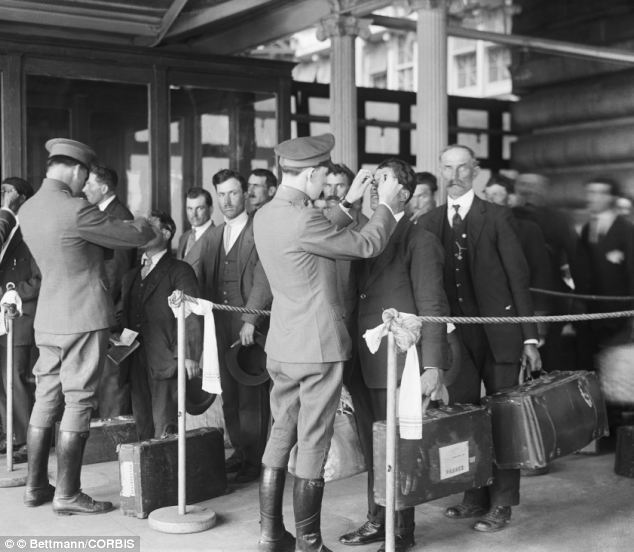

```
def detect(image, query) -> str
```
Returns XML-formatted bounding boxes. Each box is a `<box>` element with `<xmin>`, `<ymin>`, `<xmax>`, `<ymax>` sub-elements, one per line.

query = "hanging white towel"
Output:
<box><xmin>398</xmin><ymin>345</ymin><xmax>423</xmax><ymax>440</ymax></box>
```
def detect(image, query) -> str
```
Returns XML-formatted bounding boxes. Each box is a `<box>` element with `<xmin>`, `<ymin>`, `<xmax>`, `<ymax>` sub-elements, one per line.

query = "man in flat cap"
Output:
<box><xmin>19</xmin><ymin>138</ymin><xmax>154</xmax><ymax>515</ymax></box>
<box><xmin>253</xmin><ymin>133</ymin><xmax>404</xmax><ymax>552</ymax></box>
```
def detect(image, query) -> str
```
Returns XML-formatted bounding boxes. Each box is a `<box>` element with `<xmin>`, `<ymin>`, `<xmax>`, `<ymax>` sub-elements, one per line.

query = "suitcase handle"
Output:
<box><xmin>519</xmin><ymin>358</ymin><xmax>544</xmax><ymax>385</ymax></box>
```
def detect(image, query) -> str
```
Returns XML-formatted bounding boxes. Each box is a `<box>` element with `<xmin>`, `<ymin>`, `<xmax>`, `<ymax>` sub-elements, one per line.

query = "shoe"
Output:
<box><xmin>445</xmin><ymin>503</ymin><xmax>488</xmax><ymax>519</ymax></box>
<box><xmin>24</xmin><ymin>426</ymin><xmax>55</xmax><ymax>507</ymax></box>
<box><xmin>225</xmin><ymin>453</ymin><xmax>244</xmax><ymax>474</ymax></box>
<box><xmin>235</xmin><ymin>463</ymin><xmax>261</xmax><ymax>484</ymax></box>
<box><xmin>12</xmin><ymin>444</ymin><xmax>28</xmax><ymax>464</ymax></box>
<box><xmin>339</xmin><ymin>521</ymin><xmax>385</xmax><ymax>546</ymax></box>
<box><xmin>377</xmin><ymin>534</ymin><xmax>415</xmax><ymax>552</ymax></box>
<box><xmin>521</xmin><ymin>465</ymin><xmax>549</xmax><ymax>477</ymax></box>
<box><xmin>473</xmin><ymin>506</ymin><xmax>512</xmax><ymax>532</ymax></box>
<box><xmin>52</xmin><ymin>431</ymin><xmax>113</xmax><ymax>515</ymax></box>
<box><xmin>258</xmin><ymin>466</ymin><xmax>295</xmax><ymax>552</ymax></box>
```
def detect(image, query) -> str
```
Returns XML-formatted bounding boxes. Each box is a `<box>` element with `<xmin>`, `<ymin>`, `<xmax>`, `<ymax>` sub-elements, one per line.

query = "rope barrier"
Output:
<box><xmin>530</xmin><ymin>287</ymin><xmax>634</xmax><ymax>302</ymax></box>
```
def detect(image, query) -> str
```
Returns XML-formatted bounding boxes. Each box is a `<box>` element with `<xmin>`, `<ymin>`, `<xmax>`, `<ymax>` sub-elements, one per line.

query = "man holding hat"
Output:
<box><xmin>253</xmin><ymin>133</ymin><xmax>402</xmax><ymax>552</ymax></box>
<box><xmin>19</xmin><ymin>138</ymin><xmax>154</xmax><ymax>515</ymax></box>
<box><xmin>0</xmin><ymin>177</ymin><xmax>39</xmax><ymax>464</ymax></box>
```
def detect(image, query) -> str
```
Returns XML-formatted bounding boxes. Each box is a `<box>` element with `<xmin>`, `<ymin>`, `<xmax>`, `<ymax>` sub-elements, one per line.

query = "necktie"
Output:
<box><xmin>141</xmin><ymin>256</ymin><xmax>153</xmax><ymax>279</ymax></box>
<box><xmin>224</xmin><ymin>224</ymin><xmax>232</xmax><ymax>252</ymax></box>
<box><xmin>184</xmin><ymin>230</ymin><xmax>196</xmax><ymax>256</ymax></box>
<box><xmin>588</xmin><ymin>215</ymin><xmax>600</xmax><ymax>244</ymax></box>
<box><xmin>451</xmin><ymin>204</ymin><xmax>462</xmax><ymax>228</ymax></box>
<box><xmin>451</xmin><ymin>205</ymin><xmax>467</xmax><ymax>261</ymax></box>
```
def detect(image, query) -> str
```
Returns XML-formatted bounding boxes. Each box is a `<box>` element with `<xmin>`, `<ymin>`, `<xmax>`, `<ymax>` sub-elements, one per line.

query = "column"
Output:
<box><xmin>412</xmin><ymin>0</ymin><xmax>448</xmax><ymax>200</ymax></box>
<box><xmin>317</xmin><ymin>14</ymin><xmax>370</xmax><ymax>171</ymax></box>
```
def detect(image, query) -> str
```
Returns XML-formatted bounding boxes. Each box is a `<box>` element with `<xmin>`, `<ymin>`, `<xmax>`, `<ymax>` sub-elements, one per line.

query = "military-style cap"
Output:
<box><xmin>275</xmin><ymin>133</ymin><xmax>335</xmax><ymax>168</ymax></box>
<box><xmin>45</xmin><ymin>138</ymin><xmax>96</xmax><ymax>168</ymax></box>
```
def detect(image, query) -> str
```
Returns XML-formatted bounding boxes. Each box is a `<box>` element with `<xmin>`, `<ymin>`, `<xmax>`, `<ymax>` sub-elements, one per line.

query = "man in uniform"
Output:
<box><xmin>418</xmin><ymin>144</ymin><xmax>541</xmax><ymax>532</ymax></box>
<box><xmin>199</xmin><ymin>169</ymin><xmax>272</xmax><ymax>484</ymax></box>
<box><xmin>177</xmin><ymin>187</ymin><xmax>214</xmax><ymax>282</ymax></box>
<box><xmin>253</xmin><ymin>133</ymin><xmax>402</xmax><ymax>552</ymax></box>
<box><xmin>20</xmin><ymin>138</ymin><xmax>154</xmax><ymax>515</ymax></box>
<box><xmin>83</xmin><ymin>165</ymin><xmax>136</xmax><ymax>417</ymax></box>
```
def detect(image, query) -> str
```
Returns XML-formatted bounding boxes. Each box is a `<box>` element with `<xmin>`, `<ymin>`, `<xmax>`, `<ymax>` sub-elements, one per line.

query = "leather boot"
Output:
<box><xmin>294</xmin><ymin>477</ymin><xmax>332</xmax><ymax>552</ymax></box>
<box><xmin>258</xmin><ymin>466</ymin><xmax>295</xmax><ymax>552</ymax></box>
<box><xmin>52</xmin><ymin>431</ymin><xmax>114</xmax><ymax>515</ymax></box>
<box><xmin>23</xmin><ymin>425</ymin><xmax>55</xmax><ymax>507</ymax></box>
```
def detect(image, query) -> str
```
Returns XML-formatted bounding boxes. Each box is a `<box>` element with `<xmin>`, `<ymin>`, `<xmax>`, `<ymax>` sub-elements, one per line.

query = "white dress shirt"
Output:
<box><xmin>140</xmin><ymin>249</ymin><xmax>167</xmax><ymax>278</ymax></box>
<box><xmin>446</xmin><ymin>189</ymin><xmax>475</xmax><ymax>226</ymax></box>
<box><xmin>224</xmin><ymin>211</ymin><xmax>249</xmax><ymax>252</ymax></box>
<box><xmin>192</xmin><ymin>218</ymin><xmax>213</xmax><ymax>241</ymax></box>
<box><xmin>97</xmin><ymin>194</ymin><xmax>116</xmax><ymax>212</ymax></box>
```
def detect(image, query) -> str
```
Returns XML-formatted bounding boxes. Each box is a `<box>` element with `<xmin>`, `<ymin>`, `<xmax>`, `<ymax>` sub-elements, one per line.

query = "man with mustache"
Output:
<box><xmin>418</xmin><ymin>144</ymin><xmax>541</xmax><ymax>533</ymax></box>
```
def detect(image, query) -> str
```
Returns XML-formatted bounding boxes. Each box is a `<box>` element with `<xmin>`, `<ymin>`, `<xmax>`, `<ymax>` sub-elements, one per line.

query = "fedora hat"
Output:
<box><xmin>225</xmin><ymin>331</ymin><xmax>269</xmax><ymax>386</ymax></box>
<box><xmin>186</xmin><ymin>375</ymin><xmax>217</xmax><ymax>416</ymax></box>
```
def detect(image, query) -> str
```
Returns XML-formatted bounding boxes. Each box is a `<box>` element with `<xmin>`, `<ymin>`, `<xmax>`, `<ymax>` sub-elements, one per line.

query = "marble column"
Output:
<box><xmin>317</xmin><ymin>14</ymin><xmax>370</xmax><ymax>171</ymax></box>
<box><xmin>412</xmin><ymin>0</ymin><xmax>448</xmax><ymax>200</ymax></box>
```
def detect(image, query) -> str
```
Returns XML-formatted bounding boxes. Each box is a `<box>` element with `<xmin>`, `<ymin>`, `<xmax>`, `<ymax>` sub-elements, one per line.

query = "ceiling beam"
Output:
<box><xmin>0</xmin><ymin>0</ymin><xmax>160</xmax><ymax>37</ymax></box>
<box><xmin>179</xmin><ymin>0</ymin><xmax>391</xmax><ymax>55</ymax></box>
<box><xmin>150</xmin><ymin>0</ymin><xmax>189</xmax><ymax>47</ymax></box>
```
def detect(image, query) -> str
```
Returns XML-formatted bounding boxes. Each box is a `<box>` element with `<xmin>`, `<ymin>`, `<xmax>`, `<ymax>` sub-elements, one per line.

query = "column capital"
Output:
<box><xmin>407</xmin><ymin>0</ymin><xmax>444</xmax><ymax>11</ymax></box>
<box><xmin>316</xmin><ymin>13</ymin><xmax>372</xmax><ymax>41</ymax></box>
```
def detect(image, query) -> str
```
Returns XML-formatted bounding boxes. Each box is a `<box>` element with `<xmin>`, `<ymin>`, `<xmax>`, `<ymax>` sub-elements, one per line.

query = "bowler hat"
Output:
<box><xmin>225</xmin><ymin>331</ymin><xmax>269</xmax><ymax>386</ymax></box>
<box><xmin>185</xmin><ymin>376</ymin><xmax>217</xmax><ymax>415</ymax></box>
<box><xmin>45</xmin><ymin>138</ymin><xmax>96</xmax><ymax>168</ymax></box>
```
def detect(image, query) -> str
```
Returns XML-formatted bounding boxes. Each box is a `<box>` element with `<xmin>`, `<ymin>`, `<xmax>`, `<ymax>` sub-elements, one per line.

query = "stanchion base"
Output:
<box><xmin>0</xmin><ymin>463</ymin><xmax>27</xmax><ymax>487</ymax></box>
<box><xmin>148</xmin><ymin>505</ymin><xmax>217</xmax><ymax>534</ymax></box>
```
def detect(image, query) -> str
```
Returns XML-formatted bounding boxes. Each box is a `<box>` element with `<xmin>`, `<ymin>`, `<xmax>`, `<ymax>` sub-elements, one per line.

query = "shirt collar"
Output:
<box><xmin>97</xmin><ymin>194</ymin><xmax>116</xmax><ymax>212</ymax></box>
<box><xmin>224</xmin><ymin>210</ymin><xmax>249</xmax><ymax>228</ymax></box>
<box><xmin>192</xmin><ymin>218</ymin><xmax>213</xmax><ymax>238</ymax></box>
<box><xmin>394</xmin><ymin>210</ymin><xmax>405</xmax><ymax>222</ymax></box>
<box><xmin>447</xmin><ymin>189</ymin><xmax>475</xmax><ymax>221</ymax></box>
<box><xmin>141</xmin><ymin>249</ymin><xmax>167</xmax><ymax>267</ymax></box>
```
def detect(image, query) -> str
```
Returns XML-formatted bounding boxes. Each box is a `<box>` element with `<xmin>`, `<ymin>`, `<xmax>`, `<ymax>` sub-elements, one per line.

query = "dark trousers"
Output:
<box><xmin>449</xmin><ymin>324</ymin><xmax>521</xmax><ymax>508</ymax></box>
<box><xmin>347</xmin><ymin>365</ymin><xmax>415</xmax><ymax>537</ymax></box>
<box><xmin>129</xmin><ymin>347</ymin><xmax>177</xmax><ymax>440</ymax></box>
<box><xmin>0</xmin><ymin>345</ymin><xmax>33</xmax><ymax>444</ymax></box>
<box><xmin>97</xmin><ymin>357</ymin><xmax>131</xmax><ymax>418</ymax></box>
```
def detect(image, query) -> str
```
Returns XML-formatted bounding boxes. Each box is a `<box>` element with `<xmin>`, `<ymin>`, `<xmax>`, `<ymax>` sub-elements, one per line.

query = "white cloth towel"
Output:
<box><xmin>169</xmin><ymin>292</ymin><xmax>222</xmax><ymax>395</ymax></box>
<box><xmin>398</xmin><ymin>345</ymin><xmax>423</xmax><ymax>440</ymax></box>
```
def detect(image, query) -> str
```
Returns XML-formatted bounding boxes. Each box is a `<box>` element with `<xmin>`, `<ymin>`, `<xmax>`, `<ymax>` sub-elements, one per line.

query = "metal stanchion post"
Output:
<box><xmin>385</xmin><ymin>332</ymin><xmax>397</xmax><ymax>552</ymax></box>
<box><xmin>149</xmin><ymin>294</ymin><xmax>216</xmax><ymax>533</ymax></box>
<box><xmin>0</xmin><ymin>282</ymin><xmax>27</xmax><ymax>487</ymax></box>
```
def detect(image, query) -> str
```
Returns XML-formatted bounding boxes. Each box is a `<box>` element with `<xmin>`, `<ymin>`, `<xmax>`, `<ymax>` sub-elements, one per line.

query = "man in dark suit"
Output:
<box><xmin>339</xmin><ymin>159</ymin><xmax>449</xmax><ymax>552</ymax></box>
<box><xmin>83</xmin><ymin>165</ymin><xmax>136</xmax><ymax>417</ymax></box>
<box><xmin>177</xmin><ymin>187</ymin><xmax>214</xmax><ymax>282</ymax></box>
<box><xmin>407</xmin><ymin>171</ymin><xmax>438</xmax><ymax>224</ymax></box>
<box><xmin>199</xmin><ymin>169</ymin><xmax>272</xmax><ymax>484</ymax></box>
<box><xmin>418</xmin><ymin>144</ymin><xmax>541</xmax><ymax>532</ymax></box>
<box><xmin>0</xmin><ymin>177</ymin><xmax>39</xmax><ymax>464</ymax></box>
<box><xmin>121</xmin><ymin>211</ymin><xmax>202</xmax><ymax>440</ymax></box>
<box><xmin>20</xmin><ymin>138</ymin><xmax>154</xmax><ymax>515</ymax></box>
<box><xmin>573</xmin><ymin>176</ymin><xmax>634</xmax><ymax>351</ymax></box>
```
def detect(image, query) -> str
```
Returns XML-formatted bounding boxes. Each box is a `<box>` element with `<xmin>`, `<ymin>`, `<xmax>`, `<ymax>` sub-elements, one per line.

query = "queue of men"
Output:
<box><xmin>0</xmin><ymin>133</ymin><xmax>632</xmax><ymax>551</ymax></box>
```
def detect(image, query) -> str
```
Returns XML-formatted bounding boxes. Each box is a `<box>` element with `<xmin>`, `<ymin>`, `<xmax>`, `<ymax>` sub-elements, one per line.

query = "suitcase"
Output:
<box><xmin>118</xmin><ymin>427</ymin><xmax>227</xmax><ymax>518</ymax></box>
<box><xmin>373</xmin><ymin>404</ymin><xmax>493</xmax><ymax>510</ymax></box>
<box><xmin>614</xmin><ymin>426</ymin><xmax>634</xmax><ymax>477</ymax></box>
<box><xmin>483</xmin><ymin>371</ymin><xmax>609</xmax><ymax>469</ymax></box>
<box><xmin>596</xmin><ymin>344</ymin><xmax>634</xmax><ymax>406</ymax></box>
<box><xmin>55</xmin><ymin>416</ymin><xmax>139</xmax><ymax>465</ymax></box>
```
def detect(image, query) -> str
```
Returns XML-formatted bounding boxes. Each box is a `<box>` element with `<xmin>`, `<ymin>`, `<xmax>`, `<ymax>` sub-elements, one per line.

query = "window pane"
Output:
<box><xmin>365</xmin><ymin>126</ymin><xmax>399</xmax><ymax>155</ymax></box>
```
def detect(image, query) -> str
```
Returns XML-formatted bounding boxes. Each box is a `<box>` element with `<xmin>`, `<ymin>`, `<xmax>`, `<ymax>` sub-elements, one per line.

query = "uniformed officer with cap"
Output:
<box><xmin>253</xmin><ymin>133</ymin><xmax>403</xmax><ymax>552</ymax></box>
<box><xmin>19</xmin><ymin>138</ymin><xmax>155</xmax><ymax>515</ymax></box>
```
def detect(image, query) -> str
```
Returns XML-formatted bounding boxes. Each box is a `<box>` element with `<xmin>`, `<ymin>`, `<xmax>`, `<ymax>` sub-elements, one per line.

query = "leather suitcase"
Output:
<box><xmin>118</xmin><ymin>427</ymin><xmax>227</xmax><ymax>518</ymax></box>
<box><xmin>56</xmin><ymin>416</ymin><xmax>139</xmax><ymax>465</ymax></box>
<box><xmin>483</xmin><ymin>371</ymin><xmax>609</xmax><ymax>470</ymax></box>
<box><xmin>373</xmin><ymin>404</ymin><xmax>493</xmax><ymax>510</ymax></box>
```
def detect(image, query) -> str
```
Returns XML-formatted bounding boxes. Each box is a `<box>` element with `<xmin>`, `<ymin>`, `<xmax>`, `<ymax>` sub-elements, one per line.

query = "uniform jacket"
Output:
<box><xmin>253</xmin><ymin>186</ymin><xmax>397</xmax><ymax>364</ymax></box>
<box><xmin>20</xmin><ymin>178</ymin><xmax>154</xmax><ymax>334</ymax></box>
<box><xmin>418</xmin><ymin>196</ymin><xmax>537</xmax><ymax>363</ymax></box>
<box><xmin>356</xmin><ymin>217</ymin><xmax>449</xmax><ymax>388</ymax></box>
<box><xmin>0</xmin><ymin>209</ymin><xmax>16</xmax><ymax>246</ymax></box>
<box><xmin>103</xmin><ymin>196</ymin><xmax>136</xmax><ymax>305</ymax></box>
<box><xmin>177</xmin><ymin>224</ymin><xmax>214</xmax><ymax>283</ymax></box>
<box><xmin>198</xmin><ymin>216</ymin><xmax>271</xmax><ymax>327</ymax></box>
<box><xmin>0</xmin><ymin>228</ymin><xmax>40</xmax><ymax>346</ymax></box>
<box><xmin>120</xmin><ymin>253</ymin><xmax>202</xmax><ymax>380</ymax></box>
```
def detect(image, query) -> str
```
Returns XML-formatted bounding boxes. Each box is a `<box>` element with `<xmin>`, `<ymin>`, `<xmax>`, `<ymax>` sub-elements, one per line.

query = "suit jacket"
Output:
<box><xmin>198</xmin><ymin>216</ymin><xmax>271</xmax><ymax>328</ymax></box>
<box><xmin>177</xmin><ymin>223</ymin><xmax>214</xmax><ymax>283</ymax></box>
<box><xmin>356</xmin><ymin>217</ymin><xmax>449</xmax><ymax>388</ymax></box>
<box><xmin>418</xmin><ymin>196</ymin><xmax>537</xmax><ymax>363</ymax></box>
<box><xmin>253</xmin><ymin>186</ymin><xmax>397</xmax><ymax>364</ymax></box>
<box><xmin>103</xmin><ymin>196</ymin><xmax>136</xmax><ymax>305</ymax></box>
<box><xmin>574</xmin><ymin>214</ymin><xmax>634</xmax><ymax>317</ymax></box>
<box><xmin>120</xmin><ymin>253</ymin><xmax>202</xmax><ymax>380</ymax></box>
<box><xmin>0</xmin><ymin>228</ymin><xmax>40</xmax><ymax>346</ymax></box>
<box><xmin>0</xmin><ymin>209</ymin><xmax>16</xmax><ymax>247</ymax></box>
<box><xmin>20</xmin><ymin>178</ymin><xmax>155</xmax><ymax>334</ymax></box>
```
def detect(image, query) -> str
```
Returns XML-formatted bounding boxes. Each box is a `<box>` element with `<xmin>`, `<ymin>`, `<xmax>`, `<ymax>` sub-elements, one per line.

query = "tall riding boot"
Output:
<box><xmin>52</xmin><ymin>431</ymin><xmax>114</xmax><ymax>515</ymax></box>
<box><xmin>258</xmin><ymin>466</ymin><xmax>295</xmax><ymax>552</ymax></box>
<box><xmin>23</xmin><ymin>425</ymin><xmax>55</xmax><ymax>507</ymax></box>
<box><xmin>294</xmin><ymin>477</ymin><xmax>332</xmax><ymax>552</ymax></box>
